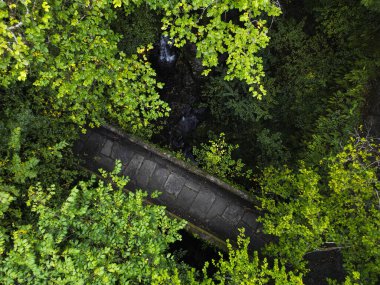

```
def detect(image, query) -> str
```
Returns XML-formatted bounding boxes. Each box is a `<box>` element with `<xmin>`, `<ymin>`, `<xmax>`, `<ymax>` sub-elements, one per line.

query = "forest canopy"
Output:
<box><xmin>1</xmin><ymin>0</ymin><xmax>379</xmax><ymax>284</ymax></box>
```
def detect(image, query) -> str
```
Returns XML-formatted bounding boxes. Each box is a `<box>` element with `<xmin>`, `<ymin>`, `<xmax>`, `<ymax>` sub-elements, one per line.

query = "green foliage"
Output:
<box><xmin>162</xmin><ymin>0</ymin><xmax>281</xmax><ymax>97</ymax></box>
<box><xmin>262</xmin><ymin>18</ymin><xmax>347</xmax><ymax>164</ymax></box>
<box><xmin>258</xmin><ymin>137</ymin><xmax>380</xmax><ymax>284</ymax></box>
<box><xmin>0</xmin><ymin>161</ymin><xmax>188</xmax><ymax>284</ymax></box>
<box><xmin>193</xmin><ymin>133</ymin><xmax>252</xmax><ymax>181</ymax></box>
<box><xmin>0</xmin><ymin>125</ymin><xmax>41</xmax><ymax>256</ymax></box>
<box><xmin>361</xmin><ymin>0</ymin><xmax>380</xmax><ymax>11</ymax></box>
<box><xmin>0</xmin><ymin>0</ymin><xmax>168</xmax><ymax>130</ymax></box>
<box><xmin>2</xmin><ymin>127</ymin><xmax>39</xmax><ymax>184</ymax></box>
<box><xmin>201</xmin><ymin>71</ymin><xmax>273</xmax><ymax>124</ymax></box>
<box><xmin>263</xmin><ymin>0</ymin><xmax>380</xmax><ymax>165</ymax></box>
<box><xmin>195</xmin><ymin>0</ymin><xmax>379</xmax><ymax>172</ymax></box>
<box><xmin>0</xmin><ymin>106</ymin><xmax>79</xmax><ymax>189</ymax></box>
<box><xmin>1</xmin><ymin>155</ymin><xmax>303</xmax><ymax>284</ymax></box>
<box><xmin>258</xmin><ymin>165</ymin><xmax>329</xmax><ymax>270</ymax></box>
<box><xmin>325</xmin><ymin>136</ymin><xmax>380</xmax><ymax>284</ymax></box>
<box><xmin>1</xmin><ymin>0</ymin><xmax>379</xmax><ymax>283</ymax></box>
<box><xmin>256</xmin><ymin>129</ymin><xmax>290</xmax><ymax>166</ymax></box>
<box><xmin>0</xmin><ymin>104</ymin><xmax>81</xmax><ymax>257</ymax></box>
<box><xmin>112</xmin><ymin>5</ymin><xmax>161</xmax><ymax>56</ymax></box>
<box><xmin>196</xmin><ymin>66</ymin><xmax>293</xmax><ymax>168</ymax></box>
<box><xmin>209</xmin><ymin>231</ymin><xmax>304</xmax><ymax>285</ymax></box>
<box><xmin>328</xmin><ymin>273</ymin><xmax>361</xmax><ymax>285</ymax></box>
<box><xmin>0</xmin><ymin>0</ymin><xmax>281</xmax><ymax>131</ymax></box>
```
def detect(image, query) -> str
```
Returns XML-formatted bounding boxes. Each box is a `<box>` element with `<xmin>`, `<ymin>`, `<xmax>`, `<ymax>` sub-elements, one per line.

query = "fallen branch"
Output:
<box><xmin>7</xmin><ymin>22</ymin><xmax>23</xmax><ymax>31</ymax></box>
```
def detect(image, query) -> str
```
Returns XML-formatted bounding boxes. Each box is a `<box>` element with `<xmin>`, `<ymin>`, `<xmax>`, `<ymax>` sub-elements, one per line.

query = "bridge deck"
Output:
<box><xmin>74</xmin><ymin>125</ymin><xmax>271</xmax><ymax>250</ymax></box>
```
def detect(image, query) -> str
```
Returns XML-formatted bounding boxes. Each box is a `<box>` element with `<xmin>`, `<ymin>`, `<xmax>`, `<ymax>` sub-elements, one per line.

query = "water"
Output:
<box><xmin>159</xmin><ymin>35</ymin><xmax>177</xmax><ymax>64</ymax></box>
<box><xmin>169</xmin><ymin>115</ymin><xmax>197</xmax><ymax>147</ymax></box>
<box><xmin>152</xmin><ymin>35</ymin><xmax>207</xmax><ymax>161</ymax></box>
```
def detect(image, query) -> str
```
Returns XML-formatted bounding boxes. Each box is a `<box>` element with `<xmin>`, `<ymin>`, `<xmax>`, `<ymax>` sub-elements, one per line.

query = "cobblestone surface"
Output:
<box><xmin>75</xmin><ymin>126</ymin><xmax>267</xmax><ymax>250</ymax></box>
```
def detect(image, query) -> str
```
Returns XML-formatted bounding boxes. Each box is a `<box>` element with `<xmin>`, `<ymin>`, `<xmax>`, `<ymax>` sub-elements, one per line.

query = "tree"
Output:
<box><xmin>0</xmin><ymin>111</ymin><xmax>79</xmax><ymax>257</ymax></box>
<box><xmin>194</xmin><ymin>0</ymin><xmax>380</xmax><ymax>169</ymax></box>
<box><xmin>0</xmin><ymin>0</ymin><xmax>280</xmax><ymax>132</ymax></box>
<box><xmin>0</xmin><ymin>155</ymin><xmax>304</xmax><ymax>284</ymax></box>
<box><xmin>0</xmin><ymin>123</ymin><xmax>302</xmax><ymax>284</ymax></box>
<box><xmin>0</xmin><ymin>121</ymin><xmax>302</xmax><ymax>284</ymax></box>
<box><xmin>0</xmin><ymin>161</ymin><xmax>189</xmax><ymax>284</ymax></box>
<box><xmin>208</xmin><ymin>231</ymin><xmax>304</xmax><ymax>285</ymax></box>
<box><xmin>0</xmin><ymin>0</ymin><xmax>169</xmax><ymax>130</ymax></box>
<box><xmin>258</xmin><ymin>136</ymin><xmax>380</xmax><ymax>284</ymax></box>
<box><xmin>161</xmin><ymin>0</ymin><xmax>281</xmax><ymax>98</ymax></box>
<box><xmin>0</xmin><ymin>115</ymin><xmax>187</xmax><ymax>283</ymax></box>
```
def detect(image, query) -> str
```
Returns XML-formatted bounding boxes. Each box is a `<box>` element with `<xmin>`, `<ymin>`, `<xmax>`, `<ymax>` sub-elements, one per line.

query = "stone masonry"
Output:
<box><xmin>74</xmin><ymin>125</ymin><xmax>271</xmax><ymax>250</ymax></box>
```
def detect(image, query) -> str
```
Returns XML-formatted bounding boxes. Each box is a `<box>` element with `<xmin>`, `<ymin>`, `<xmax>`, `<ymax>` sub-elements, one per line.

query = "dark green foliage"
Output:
<box><xmin>0</xmin><ymin>106</ymin><xmax>81</xmax><ymax>257</ymax></box>
<box><xmin>361</xmin><ymin>0</ymin><xmax>380</xmax><ymax>11</ymax></box>
<box><xmin>198</xmin><ymin>72</ymin><xmax>289</xmax><ymax>169</ymax></box>
<box><xmin>193</xmin><ymin>3</ymin><xmax>380</xmax><ymax>283</ymax></box>
<box><xmin>197</xmin><ymin>0</ymin><xmax>380</xmax><ymax>169</ymax></box>
<box><xmin>274</xmin><ymin>0</ymin><xmax>379</xmax><ymax>162</ymax></box>
<box><xmin>0</xmin><ymin>106</ymin><xmax>80</xmax><ymax>190</ymax></box>
<box><xmin>201</xmin><ymin>73</ymin><xmax>272</xmax><ymax>125</ymax></box>
<box><xmin>112</xmin><ymin>5</ymin><xmax>161</xmax><ymax>56</ymax></box>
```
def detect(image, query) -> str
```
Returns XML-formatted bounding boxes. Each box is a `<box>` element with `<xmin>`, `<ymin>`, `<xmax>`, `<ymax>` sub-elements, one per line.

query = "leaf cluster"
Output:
<box><xmin>258</xmin><ymin>137</ymin><xmax>380</xmax><ymax>284</ymax></box>
<box><xmin>193</xmin><ymin>133</ymin><xmax>252</xmax><ymax>181</ymax></box>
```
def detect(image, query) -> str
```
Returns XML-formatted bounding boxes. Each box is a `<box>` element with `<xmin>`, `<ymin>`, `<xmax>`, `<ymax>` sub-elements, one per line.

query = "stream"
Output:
<box><xmin>151</xmin><ymin>35</ymin><xmax>206</xmax><ymax>159</ymax></box>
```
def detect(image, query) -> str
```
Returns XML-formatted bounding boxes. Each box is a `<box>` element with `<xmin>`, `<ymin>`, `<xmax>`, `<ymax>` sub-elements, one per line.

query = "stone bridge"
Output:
<box><xmin>74</xmin><ymin>125</ymin><xmax>271</xmax><ymax>250</ymax></box>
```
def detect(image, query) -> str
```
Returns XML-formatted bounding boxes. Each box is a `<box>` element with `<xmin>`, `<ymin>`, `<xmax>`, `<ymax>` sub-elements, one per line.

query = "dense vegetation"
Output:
<box><xmin>1</xmin><ymin>0</ymin><xmax>379</xmax><ymax>284</ymax></box>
